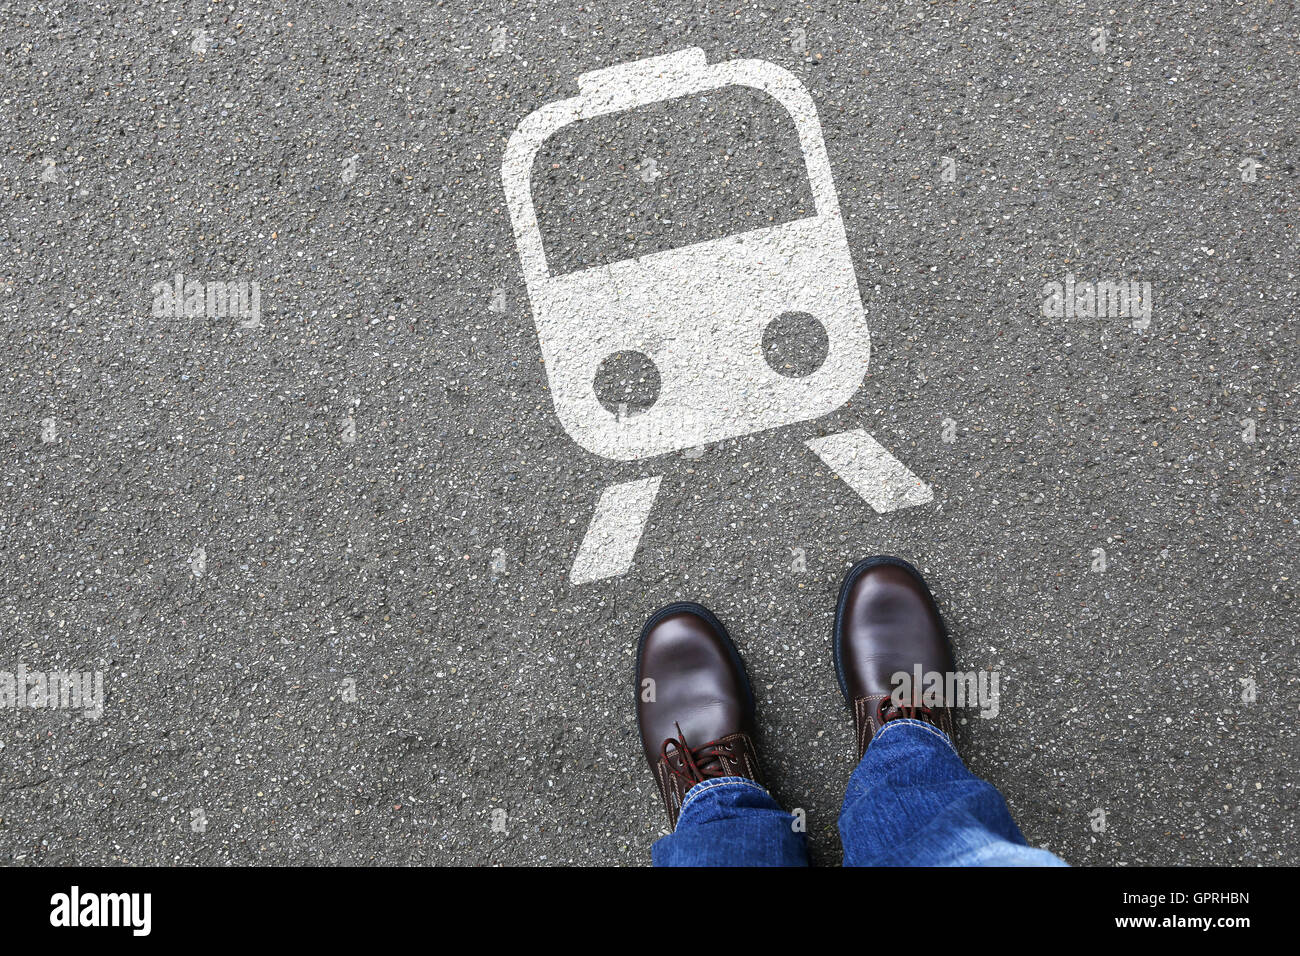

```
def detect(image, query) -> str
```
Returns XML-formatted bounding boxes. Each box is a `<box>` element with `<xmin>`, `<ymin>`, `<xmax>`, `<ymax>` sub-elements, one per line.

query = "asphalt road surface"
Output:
<box><xmin>1</xmin><ymin>1</ymin><xmax>1296</xmax><ymax>866</ymax></box>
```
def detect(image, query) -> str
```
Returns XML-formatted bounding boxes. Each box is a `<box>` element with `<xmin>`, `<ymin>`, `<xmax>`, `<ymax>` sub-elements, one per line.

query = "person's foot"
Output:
<box><xmin>834</xmin><ymin>556</ymin><xmax>956</xmax><ymax>759</ymax></box>
<box><xmin>636</xmin><ymin>602</ymin><xmax>762</xmax><ymax>829</ymax></box>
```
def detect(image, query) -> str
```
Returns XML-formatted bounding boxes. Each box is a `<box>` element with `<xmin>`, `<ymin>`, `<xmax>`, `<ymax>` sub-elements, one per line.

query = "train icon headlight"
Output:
<box><xmin>503</xmin><ymin>48</ymin><xmax>932</xmax><ymax>583</ymax></box>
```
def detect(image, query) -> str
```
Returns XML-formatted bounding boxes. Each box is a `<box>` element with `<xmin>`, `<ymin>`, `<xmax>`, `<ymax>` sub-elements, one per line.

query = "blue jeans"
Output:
<box><xmin>652</xmin><ymin>718</ymin><xmax>1067</xmax><ymax>867</ymax></box>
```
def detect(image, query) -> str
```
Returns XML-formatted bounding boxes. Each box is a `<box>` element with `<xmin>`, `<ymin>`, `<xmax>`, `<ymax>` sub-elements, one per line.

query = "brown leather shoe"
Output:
<box><xmin>636</xmin><ymin>602</ymin><xmax>762</xmax><ymax>829</ymax></box>
<box><xmin>834</xmin><ymin>556</ymin><xmax>956</xmax><ymax>760</ymax></box>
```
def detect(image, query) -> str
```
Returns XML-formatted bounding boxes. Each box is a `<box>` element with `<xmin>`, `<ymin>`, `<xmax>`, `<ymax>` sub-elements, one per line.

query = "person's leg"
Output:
<box><xmin>839</xmin><ymin>718</ymin><xmax>1065</xmax><ymax>866</ymax></box>
<box><xmin>832</xmin><ymin>556</ymin><xmax>1065</xmax><ymax>867</ymax></box>
<box><xmin>636</xmin><ymin>602</ymin><xmax>808</xmax><ymax>867</ymax></box>
<box><xmin>652</xmin><ymin>777</ymin><xmax>808</xmax><ymax>867</ymax></box>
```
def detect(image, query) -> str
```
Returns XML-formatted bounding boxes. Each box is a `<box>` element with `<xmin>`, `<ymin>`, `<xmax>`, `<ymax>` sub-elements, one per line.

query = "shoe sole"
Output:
<box><xmin>831</xmin><ymin>555</ymin><xmax>950</xmax><ymax>706</ymax></box>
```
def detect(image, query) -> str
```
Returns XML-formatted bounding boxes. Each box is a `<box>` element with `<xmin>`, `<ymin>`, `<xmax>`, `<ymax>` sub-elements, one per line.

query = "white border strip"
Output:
<box><xmin>570</xmin><ymin>476</ymin><xmax>663</xmax><ymax>584</ymax></box>
<box><xmin>805</xmin><ymin>429</ymin><xmax>932</xmax><ymax>513</ymax></box>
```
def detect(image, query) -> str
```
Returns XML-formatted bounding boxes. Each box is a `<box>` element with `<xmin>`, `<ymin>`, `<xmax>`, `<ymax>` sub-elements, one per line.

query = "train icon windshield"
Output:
<box><xmin>532</xmin><ymin>84</ymin><xmax>817</xmax><ymax>277</ymax></box>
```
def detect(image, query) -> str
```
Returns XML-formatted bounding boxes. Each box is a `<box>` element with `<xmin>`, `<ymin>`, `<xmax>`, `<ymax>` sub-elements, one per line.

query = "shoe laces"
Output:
<box><xmin>660</xmin><ymin>722</ymin><xmax>736</xmax><ymax>785</ymax></box>
<box><xmin>876</xmin><ymin>695</ymin><xmax>940</xmax><ymax>727</ymax></box>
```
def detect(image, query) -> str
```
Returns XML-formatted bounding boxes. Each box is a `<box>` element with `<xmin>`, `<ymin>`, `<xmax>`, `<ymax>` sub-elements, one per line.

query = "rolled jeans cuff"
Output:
<box><xmin>678</xmin><ymin>775</ymin><xmax>770</xmax><ymax>820</ymax></box>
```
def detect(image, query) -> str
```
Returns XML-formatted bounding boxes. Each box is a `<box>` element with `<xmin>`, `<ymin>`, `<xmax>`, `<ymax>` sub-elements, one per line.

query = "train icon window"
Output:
<box><xmin>503</xmin><ymin>47</ymin><xmax>872</xmax><ymax>462</ymax></box>
<box><xmin>532</xmin><ymin>84</ymin><xmax>816</xmax><ymax>276</ymax></box>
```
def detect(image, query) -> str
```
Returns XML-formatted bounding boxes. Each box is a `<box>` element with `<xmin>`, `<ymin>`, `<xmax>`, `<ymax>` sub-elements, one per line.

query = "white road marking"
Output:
<box><xmin>506</xmin><ymin>51</ymin><xmax>930</xmax><ymax>581</ymax></box>
<box><xmin>805</xmin><ymin>429</ymin><xmax>933</xmax><ymax>513</ymax></box>
<box><xmin>571</xmin><ymin>476</ymin><xmax>663</xmax><ymax>584</ymax></box>
<box><xmin>503</xmin><ymin>48</ymin><xmax>870</xmax><ymax>461</ymax></box>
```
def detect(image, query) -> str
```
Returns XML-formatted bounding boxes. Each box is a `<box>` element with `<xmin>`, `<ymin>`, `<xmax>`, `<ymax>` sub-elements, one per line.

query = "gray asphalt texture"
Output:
<box><xmin>1</xmin><ymin>1</ymin><xmax>1297</xmax><ymax>866</ymax></box>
